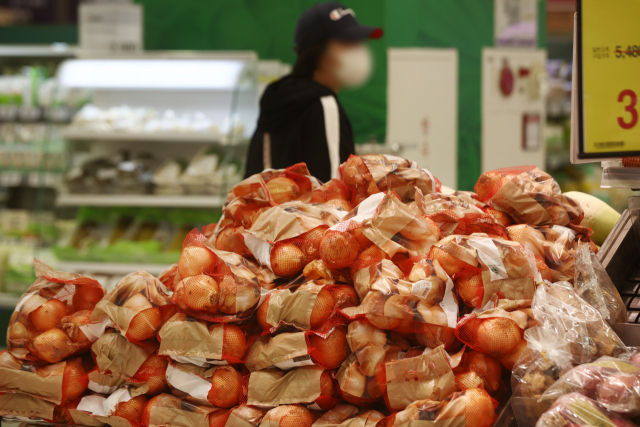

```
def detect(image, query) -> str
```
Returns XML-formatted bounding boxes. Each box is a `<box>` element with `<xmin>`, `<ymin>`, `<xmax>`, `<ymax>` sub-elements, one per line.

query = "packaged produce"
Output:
<box><xmin>245</xmin><ymin>325</ymin><xmax>349</xmax><ymax>371</ymax></box>
<box><xmin>158</xmin><ymin>313</ymin><xmax>249</xmax><ymax>366</ymax></box>
<box><xmin>564</xmin><ymin>191</ymin><xmax>621</xmax><ymax>246</ymax></box>
<box><xmin>242</xmin><ymin>201</ymin><xmax>347</xmax><ymax>277</ymax></box>
<box><xmin>242</xmin><ymin>365</ymin><xmax>339</xmax><ymax>410</ymax></box>
<box><xmin>0</xmin><ymin>351</ymin><xmax>92</xmax><ymax>404</ymax></box>
<box><xmin>173</xmin><ymin>230</ymin><xmax>268</xmax><ymax>322</ymax></box>
<box><xmin>91</xmin><ymin>332</ymin><xmax>159</xmax><ymax>382</ymax></box>
<box><xmin>574</xmin><ymin>243</ymin><xmax>627</xmax><ymax>324</ymax></box>
<box><xmin>220</xmin><ymin>405</ymin><xmax>267</xmax><ymax>427</ymax></box>
<box><xmin>339</xmin><ymin>154</ymin><xmax>441</xmax><ymax>205</ymax></box>
<box><xmin>511</xmin><ymin>326</ymin><xmax>573</xmax><ymax>398</ymax></box>
<box><xmin>260</xmin><ymin>405</ymin><xmax>320</xmax><ymax>427</ymax></box>
<box><xmin>532</xmin><ymin>281</ymin><xmax>627</xmax><ymax>364</ymax></box>
<box><xmin>536</xmin><ymin>392</ymin><xmax>639</xmax><ymax>427</ymax></box>
<box><xmin>309</xmin><ymin>179</ymin><xmax>354</xmax><ymax>212</ymax></box>
<box><xmin>157</xmin><ymin>264</ymin><xmax>180</xmax><ymax>291</ymax></box>
<box><xmin>7</xmin><ymin>259</ymin><xmax>106</xmax><ymax>363</ymax></box>
<box><xmin>72</xmin><ymin>387</ymin><xmax>149</xmax><ymax>427</ymax></box>
<box><xmin>90</xmin><ymin>271</ymin><xmax>176</xmax><ymax>343</ymax></box>
<box><xmin>475</xmin><ymin>166</ymin><xmax>583</xmax><ymax>227</ymax></box>
<box><xmin>382</xmin><ymin>388</ymin><xmax>498</xmax><ymax>427</ymax></box>
<box><xmin>429</xmin><ymin>234</ymin><xmax>540</xmax><ymax>308</ymax></box>
<box><xmin>453</xmin><ymin>349</ymin><xmax>505</xmax><ymax>398</ymax></box>
<box><xmin>87</xmin><ymin>370</ymin><xmax>135</xmax><ymax>395</ymax></box>
<box><xmin>0</xmin><ymin>392</ymin><xmax>80</xmax><ymax>424</ymax></box>
<box><xmin>311</xmin><ymin>404</ymin><xmax>384</xmax><ymax>427</ymax></box>
<box><xmin>141</xmin><ymin>393</ymin><xmax>229</xmax><ymax>427</ymax></box>
<box><xmin>165</xmin><ymin>362</ymin><xmax>242</xmax><ymax>408</ymax></box>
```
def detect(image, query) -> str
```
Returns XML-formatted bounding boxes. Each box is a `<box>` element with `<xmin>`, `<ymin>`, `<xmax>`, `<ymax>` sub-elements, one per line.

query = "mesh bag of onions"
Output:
<box><xmin>452</xmin><ymin>348</ymin><xmax>506</xmax><ymax>399</ymax></box>
<box><xmin>531</xmin><ymin>281</ymin><xmax>627</xmax><ymax>364</ymax></box>
<box><xmin>241</xmin><ymin>201</ymin><xmax>348</xmax><ymax>278</ymax></box>
<box><xmin>319</xmin><ymin>192</ymin><xmax>441</xmax><ymax>281</ymax></box>
<box><xmin>165</xmin><ymin>361</ymin><xmax>243</xmax><ymax>408</ymax></box>
<box><xmin>310</xmin><ymin>404</ymin><xmax>384</xmax><ymax>427</ymax></box>
<box><xmin>536</xmin><ymin>392</ymin><xmax>639</xmax><ymax>427</ymax></box>
<box><xmin>141</xmin><ymin>393</ymin><xmax>228</xmax><ymax>427</ymax></box>
<box><xmin>474</xmin><ymin>165</ymin><xmax>584</xmax><ymax>227</ymax></box>
<box><xmin>339</xmin><ymin>154</ymin><xmax>441</xmax><ymax>206</ymax></box>
<box><xmin>157</xmin><ymin>264</ymin><xmax>180</xmax><ymax>291</ymax></box>
<box><xmin>158</xmin><ymin>313</ymin><xmax>249</xmax><ymax>366</ymax></box>
<box><xmin>412</xmin><ymin>188</ymin><xmax>508</xmax><ymax>239</ymax></box>
<box><xmin>7</xmin><ymin>259</ymin><xmax>106</xmax><ymax>363</ymax></box>
<box><xmin>0</xmin><ymin>392</ymin><xmax>82</xmax><ymax>424</ymax></box>
<box><xmin>256</xmin><ymin>281</ymin><xmax>354</xmax><ymax>334</ymax></box>
<box><xmin>173</xmin><ymin>229</ymin><xmax>269</xmax><ymax>322</ymax></box>
<box><xmin>343</xmin><ymin>255</ymin><xmax>459</xmax><ymax>350</ymax></box>
<box><xmin>245</xmin><ymin>325</ymin><xmax>350</xmax><ymax>372</ymax></box>
<box><xmin>455</xmin><ymin>307</ymin><xmax>535</xmax><ymax>370</ymax></box>
<box><xmin>429</xmin><ymin>234</ymin><xmax>541</xmax><ymax>309</ymax></box>
<box><xmin>0</xmin><ymin>351</ymin><xmax>92</xmax><ymax>405</ymax></box>
<box><xmin>381</xmin><ymin>388</ymin><xmax>498</xmax><ymax>427</ymax></box>
<box><xmin>308</xmin><ymin>178</ymin><xmax>354</xmax><ymax>212</ymax></box>
<box><xmin>242</xmin><ymin>365</ymin><xmax>339</xmax><ymax>410</ymax></box>
<box><xmin>260</xmin><ymin>405</ymin><xmax>321</xmax><ymax>427</ymax></box>
<box><xmin>90</xmin><ymin>271</ymin><xmax>177</xmax><ymax>343</ymax></box>
<box><xmin>71</xmin><ymin>386</ymin><xmax>149</xmax><ymax>427</ymax></box>
<box><xmin>218</xmin><ymin>163</ymin><xmax>322</xmax><ymax>232</ymax></box>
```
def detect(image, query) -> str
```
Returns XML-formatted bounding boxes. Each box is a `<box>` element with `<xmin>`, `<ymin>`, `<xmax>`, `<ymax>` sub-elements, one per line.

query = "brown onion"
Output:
<box><xmin>72</xmin><ymin>285</ymin><xmax>104</xmax><ymax>312</ymax></box>
<box><xmin>215</xmin><ymin>228</ymin><xmax>251</xmax><ymax>257</ymax></box>
<box><xmin>310</xmin><ymin>288</ymin><xmax>335</xmax><ymax>329</ymax></box>
<box><xmin>207</xmin><ymin>366</ymin><xmax>242</xmax><ymax>408</ymax></box>
<box><xmin>308</xmin><ymin>326</ymin><xmax>349</xmax><ymax>369</ymax></box>
<box><xmin>220</xmin><ymin>323</ymin><xmax>247</xmax><ymax>361</ymax></box>
<box><xmin>32</xmin><ymin>328</ymin><xmax>75</xmax><ymax>363</ymax></box>
<box><xmin>266</xmin><ymin>177</ymin><xmax>300</xmax><ymax>204</ymax></box>
<box><xmin>320</xmin><ymin>233</ymin><xmax>359</xmax><ymax>270</ymax></box>
<box><xmin>30</xmin><ymin>299</ymin><xmax>67</xmax><ymax>332</ymax></box>
<box><xmin>180</xmin><ymin>275</ymin><xmax>220</xmax><ymax>312</ymax></box>
<box><xmin>179</xmin><ymin>246</ymin><xmax>217</xmax><ymax>278</ymax></box>
<box><xmin>271</xmin><ymin>244</ymin><xmax>305</xmax><ymax>277</ymax></box>
<box><xmin>476</xmin><ymin>318</ymin><xmax>522</xmax><ymax>356</ymax></box>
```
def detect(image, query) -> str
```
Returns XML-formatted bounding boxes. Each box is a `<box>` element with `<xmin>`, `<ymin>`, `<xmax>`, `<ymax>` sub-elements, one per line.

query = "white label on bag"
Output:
<box><xmin>88</xmin><ymin>379</ymin><xmax>118</xmax><ymax>395</ymax></box>
<box><xmin>468</xmin><ymin>238</ymin><xmax>508</xmax><ymax>281</ymax></box>
<box><xmin>165</xmin><ymin>364</ymin><xmax>211</xmax><ymax>401</ymax></box>
<box><xmin>411</xmin><ymin>280</ymin><xmax>432</xmax><ymax>299</ymax></box>
<box><xmin>273</xmin><ymin>355</ymin><xmax>315</xmax><ymax>370</ymax></box>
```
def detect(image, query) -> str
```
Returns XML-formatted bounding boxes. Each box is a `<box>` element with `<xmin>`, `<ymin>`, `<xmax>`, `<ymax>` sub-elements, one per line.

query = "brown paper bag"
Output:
<box><xmin>91</xmin><ymin>332</ymin><xmax>157</xmax><ymax>380</ymax></box>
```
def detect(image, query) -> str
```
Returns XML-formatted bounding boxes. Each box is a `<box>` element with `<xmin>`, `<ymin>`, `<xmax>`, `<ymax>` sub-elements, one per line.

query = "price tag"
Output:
<box><xmin>79</xmin><ymin>3</ymin><xmax>143</xmax><ymax>53</ymax></box>
<box><xmin>577</xmin><ymin>0</ymin><xmax>640</xmax><ymax>158</ymax></box>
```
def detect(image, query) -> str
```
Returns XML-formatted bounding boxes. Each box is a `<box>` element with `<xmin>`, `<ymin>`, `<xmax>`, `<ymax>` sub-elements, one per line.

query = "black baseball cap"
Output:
<box><xmin>294</xmin><ymin>2</ymin><xmax>383</xmax><ymax>53</ymax></box>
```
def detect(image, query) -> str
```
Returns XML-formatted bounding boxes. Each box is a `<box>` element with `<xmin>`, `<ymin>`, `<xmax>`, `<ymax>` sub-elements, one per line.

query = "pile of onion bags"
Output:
<box><xmin>173</xmin><ymin>229</ymin><xmax>269</xmax><ymax>322</ymax></box>
<box><xmin>429</xmin><ymin>234</ymin><xmax>540</xmax><ymax>309</ymax></box>
<box><xmin>242</xmin><ymin>201</ymin><xmax>348</xmax><ymax>278</ymax></box>
<box><xmin>475</xmin><ymin>166</ymin><xmax>584</xmax><ymax>227</ymax></box>
<box><xmin>309</xmin><ymin>179</ymin><xmax>354</xmax><ymax>212</ymax></box>
<box><xmin>7</xmin><ymin>259</ymin><xmax>106</xmax><ymax>363</ymax></box>
<box><xmin>90</xmin><ymin>271</ymin><xmax>176</xmax><ymax>343</ymax></box>
<box><xmin>340</xmin><ymin>154</ymin><xmax>441</xmax><ymax>206</ymax></box>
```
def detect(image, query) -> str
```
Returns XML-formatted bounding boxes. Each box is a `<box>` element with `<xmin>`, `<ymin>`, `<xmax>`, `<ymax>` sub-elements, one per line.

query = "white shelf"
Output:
<box><xmin>0</xmin><ymin>293</ymin><xmax>21</xmax><ymax>309</ymax></box>
<box><xmin>0</xmin><ymin>44</ymin><xmax>76</xmax><ymax>58</ymax></box>
<box><xmin>56</xmin><ymin>194</ymin><xmax>224</xmax><ymax>208</ymax></box>
<box><xmin>62</xmin><ymin>129</ymin><xmax>228</xmax><ymax>144</ymax></box>
<box><xmin>57</xmin><ymin>261</ymin><xmax>169</xmax><ymax>276</ymax></box>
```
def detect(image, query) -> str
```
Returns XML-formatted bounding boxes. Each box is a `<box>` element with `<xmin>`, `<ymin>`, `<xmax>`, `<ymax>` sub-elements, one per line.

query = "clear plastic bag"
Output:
<box><xmin>536</xmin><ymin>392</ymin><xmax>639</xmax><ymax>427</ymax></box>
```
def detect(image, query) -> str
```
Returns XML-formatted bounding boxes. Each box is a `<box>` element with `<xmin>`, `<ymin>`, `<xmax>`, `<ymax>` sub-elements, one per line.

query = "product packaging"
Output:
<box><xmin>141</xmin><ymin>393</ymin><xmax>226</xmax><ymax>427</ymax></box>
<box><xmin>260</xmin><ymin>405</ymin><xmax>321</xmax><ymax>427</ymax></box>
<box><xmin>157</xmin><ymin>264</ymin><xmax>180</xmax><ymax>291</ymax></box>
<box><xmin>453</xmin><ymin>349</ymin><xmax>505</xmax><ymax>398</ymax></box>
<box><xmin>91</xmin><ymin>332</ymin><xmax>159</xmax><ymax>383</ymax></box>
<box><xmin>536</xmin><ymin>392</ymin><xmax>639</xmax><ymax>427</ymax></box>
<box><xmin>0</xmin><ymin>392</ymin><xmax>80</xmax><ymax>424</ymax></box>
<box><xmin>164</xmin><ymin>362</ymin><xmax>243</xmax><ymax>408</ymax></box>
<box><xmin>71</xmin><ymin>387</ymin><xmax>149</xmax><ymax>427</ymax></box>
<box><xmin>309</xmin><ymin>179</ymin><xmax>354</xmax><ymax>212</ymax></box>
<box><xmin>310</xmin><ymin>404</ymin><xmax>384</xmax><ymax>427</ymax></box>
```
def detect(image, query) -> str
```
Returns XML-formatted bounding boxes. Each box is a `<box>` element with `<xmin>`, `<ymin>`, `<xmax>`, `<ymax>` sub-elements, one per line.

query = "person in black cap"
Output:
<box><xmin>244</xmin><ymin>2</ymin><xmax>383</xmax><ymax>182</ymax></box>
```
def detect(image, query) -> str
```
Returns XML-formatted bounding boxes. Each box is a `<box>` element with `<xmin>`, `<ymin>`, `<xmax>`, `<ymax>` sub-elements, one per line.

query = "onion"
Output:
<box><xmin>142</xmin><ymin>394</ymin><xmax>182</xmax><ymax>427</ymax></box>
<box><xmin>329</xmin><ymin>285</ymin><xmax>359</xmax><ymax>309</ymax></box>
<box><xmin>308</xmin><ymin>326</ymin><xmax>349</xmax><ymax>369</ymax></box>
<box><xmin>341</xmin><ymin>363</ymin><xmax>366</xmax><ymax>397</ymax></box>
<box><xmin>455</xmin><ymin>274</ymin><xmax>483</xmax><ymax>308</ymax></box>
<box><xmin>351</xmin><ymin>228</ymin><xmax>373</xmax><ymax>251</ymax></box>
<box><xmin>366</xmin><ymin>376</ymin><xmax>383</xmax><ymax>399</ymax></box>
<box><xmin>320</xmin><ymin>232</ymin><xmax>359</xmax><ymax>270</ymax></box>
<box><xmin>256</xmin><ymin>295</ymin><xmax>271</xmax><ymax>331</ymax></box>
<box><xmin>432</xmin><ymin>259</ymin><xmax>450</xmax><ymax>283</ymax></box>
<box><xmin>415</xmin><ymin>324</ymin><xmax>458</xmax><ymax>350</ymax></box>
<box><xmin>115</xmin><ymin>395</ymin><xmax>149</xmax><ymax>424</ymax></box>
<box><xmin>60</xmin><ymin>310</ymin><xmax>92</xmax><ymax>346</ymax></box>
<box><xmin>209</xmin><ymin>409</ymin><xmax>232</xmax><ymax>427</ymax></box>
<box><xmin>325</xmin><ymin>199</ymin><xmax>353</xmax><ymax>212</ymax></box>
<box><xmin>342</xmin><ymin>156</ymin><xmax>367</xmax><ymax>186</ymax></box>
<box><xmin>61</xmin><ymin>358</ymin><xmax>88</xmax><ymax>402</ymax></box>
<box><xmin>235</xmin><ymin>282</ymin><xmax>260</xmax><ymax>313</ymax></box>
<box><xmin>476</xmin><ymin>318</ymin><xmax>522</xmax><ymax>357</ymax></box>
<box><xmin>30</xmin><ymin>299</ymin><xmax>67</xmax><ymax>332</ymax></box>
<box><xmin>347</xmin><ymin>320</ymin><xmax>387</xmax><ymax>352</ymax></box>
<box><xmin>216</xmin><ymin>228</ymin><xmax>251</xmax><ymax>257</ymax></box>
<box><xmin>220</xmin><ymin>323</ymin><xmax>247</xmax><ymax>361</ymax></box>
<box><xmin>123</xmin><ymin>293</ymin><xmax>154</xmax><ymax>312</ymax></box>
<box><xmin>416</xmin><ymin>278</ymin><xmax>445</xmax><ymax>306</ymax></box>
<box><xmin>383</xmin><ymin>295</ymin><xmax>415</xmax><ymax>323</ymax></box>
<box><xmin>464</xmin><ymin>351</ymin><xmax>503</xmax><ymax>392</ymax></box>
<box><xmin>350</xmin><ymin>245</ymin><xmax>389</xmax><ymax>278</ymax></box>
<box><xmin>358</xmin><ymin>345</ymin><xmax>387</xmax><ymax>376</ymax></box>
<box><xmin>279</xmin><ymin>406</ymin><xmax>316</xmax><ymax>427</ymax></box>
<box><xmin>9</xmin><ymin>321</ymin><xmax>28</xmax><ymax>346</ymax></box>
<box><xmin>135</xmin><ymin>354</ymin><xmax>169</xmax><ymax>396</ymax></box>
<box><xmin>266</xmin><ymin>177</ymin><xmax>300</xmax><ymax>204</ymax></box>
<box><xmin>486</xmin><ymin>208</ymin><xmax>514</xmax><ymax>227</ymax></box>
<box><xmin>399</xmin><ymin>217</ymin><xmax>431</xmax><ymax>240</ymax></box>
<box><xmin>460</xmin><ymin>388</ymin><xmax>496</xmax><ymax>427</ymax></box>
<box><xmin>310</xmin><ymin>288</ymin><xmax>335</xmax><ymax>329</ymax></box>
<box><xmin>300</xmin><ymin>226</ymin><xmax>328</xmax><ymax>263</ymax></box>
<box><xmin>497</xmin><ymin>338</ymin><xmax>527</xmax><ymax>370</ymax></box>
<box><xmin>417</xmin><ymin>302</ymin><xmax>448</xmax><ymax>326</ymax></box>
<box><xmin>72</xmin><ymin>285</ymin><xmax>104</xmax><ymax>312</ymax></box>
<box><xmin>217</xmin><ymin>275</ymin><xmax>237</xmax><ymax>314</ymax></box>
<box><xmin>271</xmin><ymin>244</ymin><xmax>305</xmax><ymax>277</ymax></box>
<box><xmin>207</xmin><ymin>366</ymin><xmax>242</xmax><ymax>408</ymax></box>
<box><xmin>32</xmin><ymin>328</ymin><xmax>75</xmax><ymax>363</ymax></box>
<box><xmin>0</xmin><ymin>351</ymin><xmax>23</xmax><ymax>369</ymax></box>
<box><xmin>180</xmin><ymin>275</ymin><xmax>220</xmax><ymax>312</ymax></box>
<box><xmin>320</xmin><ymin>370</ymin><xmax>334</xmax><ymax>397</ymax></box>
<box><xmin>455</xmin><ymin>371</ymin><xmax>485</xmax><ymax>391</ymax></box>
<box><xmin>179</xmin><ymin>246</ymin><xmax>217</xmax><ymax>278</ymax></box>
<box><xmin>18</xmin><ymin>294</ymin><xmax>48</xmax><ymax>325</ymax></box>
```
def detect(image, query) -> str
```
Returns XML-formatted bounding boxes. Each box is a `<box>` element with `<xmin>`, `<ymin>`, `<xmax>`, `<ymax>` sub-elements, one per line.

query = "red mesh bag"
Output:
<box><xmin>382</xmin><ymin>388</ymin><xmax>498</xmax><ymax>427</ymax></box>
<box><xmin>173</xmin><ymin>229</ymin><xmax>272</xmax><ymax>322</ymax></box>
<box><xmin>128</xmin><ymin>353</ymin><xmax>169</xmax><ymax>396</ymax></box>
<box><xmin>141</xmin><ymin>393</ymin><xmax>221</xmax><ymax>427</ymax></box>
<box><xmin>455</xmin><ymin>307</ymin><xmax>532</xmax><ymax>370</ymax></box>
<box><xmin>260</xmin><ymin>405</ymin><xmax>321</xmax><ymax>427</ymax></box>
<box><xmin>309</xmin><ymin>179</ymin><xmax>354</xmax><ymax>212</ymax></box>
<box><xmin>165</xmin><ymin>361</ymin><xmax>243</xmax><ymax>408</ymax></box>
<box><xmin>339</xmin><ymin>154</ymin><xmax>441</xmax><ymax>206</ymax></box>
<box><xmin>7</xmin><ymin>259</ymin><xmax>106</xmax><ymax>363</ymax></box>
<box><xmin>245</xmin><ymin>324</ymin><xmax>350</xmax><ymax>372</ymax></box>
<box><xmin>217</xmin><ymin>163</ymin><xmax>322</xmax><ymax>232</ymax></box>
<box><xmin>90</xmin><ymin>331</ymin><xmax>159</xmax><ymax>382</ymax></box>
<box><xmin>0</xmin><ymin>351</ymin><xmax>92</xmax><ymax>405</ymax></box>
<box><xmin>158</xmin><ymin>312</ymin><xmax>249</xmax><ymax>366</ymax></box>
<box><xmin>157</xmin><ymin>263</ymin><xmax>180</xmax><ymax>291</ymax></box>
<box><xmin>214</xmin><ymin>226</ymin><xmax>252</xmax><ymax>258</ymax></box>
<box><xmin>483</xmin><ymin>206</ymin><xmax>516</xmax><ymax>227</ymax></box>
<box><xmin>73</xmin><ymin>388</ymin><xmax>151</xmax><ymax>427</ymax></box>
<box><xmin>320</xmin><ymin>192</ymin><xmax>441</xmax><ymax>282</ymax></box>
<box><xmin>241</xmin><ymin>201</ymin><xmax>347</xmax><ymax>278</ymax></box>
<box><xmin>453</xmin><ymin>349</ymin><xmax>505</xmax><ymax>399</ymax></box>
<box><xmin>429</xmin><ymin>234</ymin><xmax>540</xmax><ymax>308</ymax></box>
<box><xmin>90</xmin><ymin>270</ymin><xmax>177</xmax><ymax>344</ymax></box>
<box><xmin>256</xmin><ymin>281</ymin><xmax>351</xmax><ymax>335</ymax></box>
<box><xmin>413</xmin><ymin>189</ymin><xmax>508</xmax><ymax>238</ymax></box>
<box><xmin>474</xmin><ymin>166</ymin><xmax>584</xmax><ymax>226</ymax></box>
<box><xmin>623</xmin><ymin>157</ymin><xmax>640</xmax><ymax>168</ymax></box>
<box><xmin>241</xmin><ymin>366</ymin><xmax>339</xmax><ymax>410</ymax></box>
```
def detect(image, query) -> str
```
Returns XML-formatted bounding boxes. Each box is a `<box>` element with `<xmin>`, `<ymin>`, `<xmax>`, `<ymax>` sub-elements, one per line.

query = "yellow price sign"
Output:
<box><xmin>578</xmin><ymin>0</ymin><xmax>640</xmax><ymax>158</ymax></box>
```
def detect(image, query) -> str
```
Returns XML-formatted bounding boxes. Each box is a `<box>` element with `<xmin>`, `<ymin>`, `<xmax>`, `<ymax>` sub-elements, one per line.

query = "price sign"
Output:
<box><xmin>79</xmin><ymin>3</ymin><xmax>143</xmax><ymax>54</ymax></box>
<box><xmin>577</xmin><ymin>0</ymin><xmax>640</xmax><ymax>158</ymax></box>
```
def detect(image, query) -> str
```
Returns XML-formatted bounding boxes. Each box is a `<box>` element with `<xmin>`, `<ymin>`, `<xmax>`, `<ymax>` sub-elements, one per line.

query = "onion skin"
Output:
<box><xmin>30</xmin><ymin>299</ymin><xmax>67</xmax><ymax>332</ymax></box>
<box><xmin>341</xmin><ymin>363</ymin><xmax>366</xmax><ymax>398</ymax></box>
<box><xmin>179</xmin><ymin>246</ymin><xmax>217</xmax><ymax>278</ymax></box>
<box><xmin>330</xmin><ymin>285</ymin><xmax>359</xmax><ymax>309</ymax></box>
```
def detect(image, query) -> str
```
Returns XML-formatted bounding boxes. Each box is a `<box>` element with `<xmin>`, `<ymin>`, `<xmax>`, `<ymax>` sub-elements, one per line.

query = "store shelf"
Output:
<box><xmin>0</xmin><ymin>293</ymin><xmax>21</xmax><ymax>309</ymax></box>
<box><xmin>62</xmin><ymin>129</ymin><xmax>228</xmax><ymax>144</ymax></box>
<box><xmin>0</xmin><ymin>44</ymin><xmax>76</xmax><ymax>58</ymax></box>
<box><xmin>57</xmin><ymin>261</ymin><xmax>168</xmax><ymax>276</ymax></box>
<box><xmin>56</xmin><ymin>193</ymin><xmax>224</xmax><ymax>208</ymax></box>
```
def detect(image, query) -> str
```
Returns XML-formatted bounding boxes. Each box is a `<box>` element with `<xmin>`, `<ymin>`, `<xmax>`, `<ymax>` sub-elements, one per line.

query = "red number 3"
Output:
<box><xmin>618</xmin><ymin>89</ymin><xmax>638</xmax><ymax>130</ymax></box>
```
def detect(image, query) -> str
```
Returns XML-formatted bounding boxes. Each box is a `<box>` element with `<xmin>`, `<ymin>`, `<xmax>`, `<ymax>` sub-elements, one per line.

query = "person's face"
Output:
<box><xmin>317</xmin><ymin>40</ymin><xmax>373</xmax><ymax>89</ymax></box>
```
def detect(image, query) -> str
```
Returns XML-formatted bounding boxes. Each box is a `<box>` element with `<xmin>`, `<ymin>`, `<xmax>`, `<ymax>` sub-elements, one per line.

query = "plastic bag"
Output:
<box><xmin>91</xmin><ymin>331</ymin><xmax>158</xmax><ymax>381</ymax></box>
<box><xmin>511</xmin><ymin>326</ymin><xmax>573</xmax><ymax>398</ymax></box>
<box><xmin>73</xmin><ymin>387</ymin><xmax>149</xmax><ymax>427</ymax></box>
<box><xmin>309</xmin><ymin>179</ymin><xmax>354</xmax><ymax>212</ymax></box>
<box><xmin>260</xmin><ymin>405</ymin><xmax>321</xmax><ymax>427</ymax></box>
<box><xmin>453</xmin><ymin>349</ymin><xmax>505</xmax><ymax>398</ymax></box>
<box><xmin>531</xmin><ymin>281</ymin><xmax>627</xmax><ymax>364</ymax></box>
<box><xmin>340</xmin><ymin>154</ymin><xmax>441</xmax><ymax>206</ymax></box>
<box><xmin>165</xmin><ymin>361</ymin><xmax>242</xmax><ymax>408</ymax></box>
<box><xmin>475</xmin><ymin>166</ymin><xmax>584</xmax><ymax>227</ymax></box>
<box><xmin>536</xmin><ymin>392</ymin><xmax>639</xmax><ymax>427</ymax></box>
<box><xmin>142</xmin><ymin>393</ymin><xmax>229</xmax><ymax>427</ymax></box>
<box><xmin>574</xmin><ymin>243</ymin><xmax>627</xmax><ymax>324</ymax></box>
<box><xmin>7</xmin><ymin>259</ymin><xmax>106</xmax><ymax>363</ymax></box>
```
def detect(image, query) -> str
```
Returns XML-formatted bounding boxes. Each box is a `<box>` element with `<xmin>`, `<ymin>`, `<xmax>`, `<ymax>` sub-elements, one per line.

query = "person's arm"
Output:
<box><xmin>300</xmin><ymin>101</ymin><xmax>333</xmax><ymax>183</ymax></box>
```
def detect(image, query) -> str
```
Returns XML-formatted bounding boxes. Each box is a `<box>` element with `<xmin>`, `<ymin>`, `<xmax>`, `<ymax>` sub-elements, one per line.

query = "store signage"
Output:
<box><xmin>79</xmin><ymin>3</ymin><xmax>143</xmax><ymax>54</ymax></box>
<box><xmin>577</xmin><ymin>0</ymin><xmax>640</xmax><ymax>158</ymax></box>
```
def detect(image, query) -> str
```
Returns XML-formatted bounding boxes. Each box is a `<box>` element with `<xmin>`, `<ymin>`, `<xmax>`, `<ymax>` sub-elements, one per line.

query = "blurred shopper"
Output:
<box><xmin>244</xmin><ymin>2</ymin><xmax>382</xmax><ymax>182</ymax></box>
